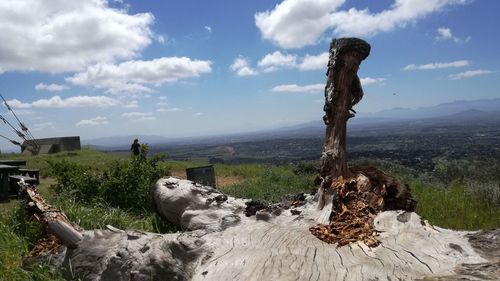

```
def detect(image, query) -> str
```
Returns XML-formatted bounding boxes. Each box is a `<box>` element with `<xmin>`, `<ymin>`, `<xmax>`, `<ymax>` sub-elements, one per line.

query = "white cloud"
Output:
<box><xmin>258</xmin><ymin>51</ymin><xmax>297</xmax><ymax>72</ymax></box>
<box><xmin>230</xmin><ymin>57</ymin><xmax>258</xmax><ymax>76</ymax></box>
<box><xmin>403</xmin><ymin>60</ymin><xmax>469</xmax><ymax>71</ymax></box>
<box><xmin>360</xmin><ymin>77</ymin><xmax>386</xmax><ymax>86</ymax></box>
<box><xmin>121</xmin><ymin>112</ymin><xmax>153</xmax><ymax>118</ymax></box>
<box><xmin>255</xmin><ymin>0</ymin><xmax>345</xmax><ymax>48</ymax></box>
<box><xmin>231</xmin><ymin>51</ymin><xmax>329</xmax><ymax>75</ymax></box>
<box><xmin>121</xmin><ymin>112</ymin><xmax>156</xmax><ymax>121</ymax></box>
<box><xmin>157</xmin><ymin>102</ymin><xmax>168</xmax><ymax>106</ymax></box>
<box><xmin>230</xmin><ymin>57</ymin><xmax>257</xmax><ymax>76</ymax></box>
<box><xmin>272</xmin><ymin>83</ymin><xmax>324</xmax><ymax>93</ymax></box>
<box><xmin>5</xmin><ymin>99</ymin><xmax>32</xmax><ymax>109</ymax></box>
<box><xmin>298</xmin><ymin>52</ymin><xmax>329</xmax><ymax>70</ymax></box>
<box><xmin>123</xmin><ymin>100</ymin><xmax>139</xmax><ymax>108</ymax></box>
<box><xmin>195</xmin><ymin>112</ymin><xmax>203</xmax><ymax>116</ymax></box>
<box><xmin>138</xmin><ymin>116</ymin><xmax>156</xmax><ymax>121</ymax></box>
<box><xmin>156</xmin><ymin>35</ymin><xmax>166</xmax><ymax>45</ymax></box>
<box><xmin>158</xmin><ymin>96</ymin><xmax>167</xmax><ymax>100</ymax></box>
<box><xmin>32</xmin><ymin>122</ymin><xmax>55</xmax><ymax>131</ymax></box>
<box><xmin>255</xmin><ymin>0</ymin><xmax>469</xmax><ymax>48</ymax></box>
<box><xmin>435</xmin><ymin>27</ymin><xmax>470</xmax><ymax>44</ymax></box>
<box><xmin>164</xmin><ymin>107</ymin><xmax>182</xmax><ymax>112</ymax></box>
<box><xmin>34</xmin><ymin>83</ymin><xmax>69</xmax><ymax>92</ymax></box>
<box><xmin>204</xmin><ymin>26</ymin><xmax>212</xmax><ymax>33</ymax></box>
<box><xmin>66</xmin><ymin>57</ymin><xmax>212</xmax><ymax>96</ymax></box>
<box><xmin>7</xmin><ymin>95</ymin><xmax>121</xmax><ymax>109</ymax></box>
<box><xmin>448</xmin><ymin>70</ymin><xmax>494</xmax><ymax>80</ymax></box>
<box><xmin>76</xmin><ymin>116</ymin><xmax>108</xmax><ymax>126</ymax></box>
<box><xmin>156</xmin><ymin>107</ymin><xmax>182</xmax><ymax>113</ymax></box>
<box><xmin>0</xmin><ymin>0</ymin><xmax>154</xmax><ymax>72</ymax></box>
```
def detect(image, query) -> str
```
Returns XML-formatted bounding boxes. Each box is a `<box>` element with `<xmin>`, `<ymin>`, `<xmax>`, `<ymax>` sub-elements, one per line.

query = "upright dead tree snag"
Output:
<box><xmin>318</xmin><ymin>38</ymin><xmax>370</xmax><ymax>209</ymax></box>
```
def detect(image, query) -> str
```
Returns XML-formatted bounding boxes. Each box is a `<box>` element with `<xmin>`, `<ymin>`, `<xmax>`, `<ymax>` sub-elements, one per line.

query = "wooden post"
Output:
<box><xmin>319</xmin><ymin>38</ymin><xmax>370</xmax><ymax>208</ymax></box>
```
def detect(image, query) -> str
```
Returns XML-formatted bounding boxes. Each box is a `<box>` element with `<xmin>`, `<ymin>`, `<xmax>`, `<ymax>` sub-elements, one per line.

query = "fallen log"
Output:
<box><xmin>22</xmin><ymin>177</ymin><xmax>498</xmax><ymax>280</ymax></box>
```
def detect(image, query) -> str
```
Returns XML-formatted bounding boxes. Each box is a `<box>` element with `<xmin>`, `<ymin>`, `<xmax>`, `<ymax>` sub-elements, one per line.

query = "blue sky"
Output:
<box><xmin>0</xmin><ymin>0</ymin><xmax>498</xmax><ymax>151</ymax></box>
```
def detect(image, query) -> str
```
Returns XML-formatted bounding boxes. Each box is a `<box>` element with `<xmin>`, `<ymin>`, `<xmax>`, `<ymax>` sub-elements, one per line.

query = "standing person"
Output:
<box><xmin>131</xmin><ymin>139</ymin><xmax>141</xmax><ymax>156</ymax></box>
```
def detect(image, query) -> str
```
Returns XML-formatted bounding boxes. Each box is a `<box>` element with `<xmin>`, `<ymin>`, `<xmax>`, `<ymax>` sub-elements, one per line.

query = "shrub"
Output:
<box><xmin>50</xmin><ymin>145</ymin><xmax>167</xmax><ymax>212</ymax></box>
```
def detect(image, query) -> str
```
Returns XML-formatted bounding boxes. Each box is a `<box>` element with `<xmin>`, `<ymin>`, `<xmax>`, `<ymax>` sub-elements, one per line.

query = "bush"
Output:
<box><xmin>50</xmin><ymin>145</ymin><xmax>167</xmax><ymax>212</ymax></box>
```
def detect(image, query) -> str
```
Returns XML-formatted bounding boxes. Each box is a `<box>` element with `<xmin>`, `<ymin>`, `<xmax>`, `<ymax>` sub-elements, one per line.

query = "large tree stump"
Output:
<box><xmin>24</xmin><ymin>178</ymin><xmax>499</xmax><ymax>280</ymax></box>
<box><xmin>319</xmin><ymin>38</ymin><xmax>370</xmax><ymax>191</ymax></box>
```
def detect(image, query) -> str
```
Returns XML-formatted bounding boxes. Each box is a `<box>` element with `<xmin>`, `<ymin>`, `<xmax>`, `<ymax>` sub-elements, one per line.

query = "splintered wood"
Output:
<box><xmin>20</xmin><ymin>183</ymin><xmax>83</xmax><ymax>256</ymax></box>
<box><xmin>310</xmin><ymin>166</ymin><xmax>416</xmax><ymax>246</ymax></box>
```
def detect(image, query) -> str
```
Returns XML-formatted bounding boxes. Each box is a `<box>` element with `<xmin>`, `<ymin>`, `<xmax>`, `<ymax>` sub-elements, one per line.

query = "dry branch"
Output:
<box><xmin>20</xmin><ymin>182</ymin><xmax>82</xmax><ymax>250</ymax></box>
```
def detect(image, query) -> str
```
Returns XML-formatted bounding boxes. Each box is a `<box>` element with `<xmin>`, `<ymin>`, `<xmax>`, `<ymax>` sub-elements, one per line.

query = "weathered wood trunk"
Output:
<box><xmin>23</xmin><ymin>178</ymin><xmax>499</xmax><ymax>280</ymax></box>
<box><xmin>319</xmin><ymin>38</ymin><xmax>370</xmax><ymax>189</ymax></box>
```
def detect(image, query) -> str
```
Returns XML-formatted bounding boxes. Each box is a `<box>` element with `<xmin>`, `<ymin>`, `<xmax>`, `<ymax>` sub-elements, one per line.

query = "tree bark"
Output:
<box><xmin>319</xmin><ymin>38</ymin><xmax>370</xmax><ymax>192</ymax></box>
<box><xmin>21</xmin><ymin>184</ymin><xmax>82</xmax><ymax>249</ymax></box>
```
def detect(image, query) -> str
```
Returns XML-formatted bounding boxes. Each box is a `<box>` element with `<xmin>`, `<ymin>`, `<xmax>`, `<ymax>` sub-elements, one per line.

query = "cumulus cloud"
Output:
<box><xmin>403</xmin><ymin>60</ymin><xmax>469</xmax><ymax>71</ymax></box>
<box><xmin>435</xmin><ymin>27</ymin><xmax>470</xmax><ymax>44</ymax></box>
<box><xmin>230</xmin><ymin>57</ymin><xmax>258</xmax><ymax>76</ymax></box>
<box><xmin>7</xmin><ymin>95</ymin><xmax>121</xmax><ymax>109</ymax></box>
<box><xmin>76</xmin><ymin>116</ymin><xmax>108</xmax><ymax>126</ymax></box>
<box><xmin>255</xmin><ymin>0</ymin><xmax>344</xmax><ymax>48</ymax></box>
<box><xmin>204</xmin><ymin>26</ymin><xmax>212</xmax><ymax>33</ymax></box>
<box><xmin>258</xmin><ymin>51</ymin><xmax>297</xmax><ymax>72</ymax></box>
<box><xmin>0</xmin><ymin>0</ymin><xmax>154</xmax><ymax>72</ymax></box>
<box><xmin>360</xmin><ymin>77</ymin><xmax>386</xmax><ymax>86</ymax></box>
<box><xmin>255</xmin><ymin>0</ymin><xmax>469</xmax><ymax>48</ymax></box>
<box><xmin>35</xmin><ymin>83</ymin><xmax>69</xmax><ymax>92</ymax></box>
<box><xmin>66</xmin><ymin>57</ymin><xmax>212</xmax><ymax>96</ymax></box>
<box><xmin>448</xmin><ymin>70</ymin><xmax>494</xmax><ymax>80</ymax></box>
<box><xmin>272</xmin><ymin>83</ymin><xmax>324</xmax><ymax>93</ymax></box>
<box><xmin>298</xmin><ymin>52</ymin><xmax>329</xmax><ymax>70</ymax></box>
<box><xmin>232</xmin><ymin>51</ymin><xmax>329</xmax><ymax>76</ymax></box>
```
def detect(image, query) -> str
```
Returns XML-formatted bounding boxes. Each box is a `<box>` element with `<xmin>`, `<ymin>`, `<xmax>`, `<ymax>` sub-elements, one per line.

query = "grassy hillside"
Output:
<box><xmin>0</xmin><ymin>148</ymin><xmax>499</xmax><ymax>279</ymax></box>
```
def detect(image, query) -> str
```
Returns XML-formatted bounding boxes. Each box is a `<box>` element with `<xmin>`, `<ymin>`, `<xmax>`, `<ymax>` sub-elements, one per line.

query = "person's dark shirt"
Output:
<box><xmin>131</xmin><ymin>142</ymin><xmax>140</xmax><ymax>155</ymax></box>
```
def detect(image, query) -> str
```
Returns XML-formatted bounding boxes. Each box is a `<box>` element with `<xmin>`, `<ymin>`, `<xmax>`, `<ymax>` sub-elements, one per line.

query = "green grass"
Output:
<box><xmin>1</xmin><ymin>147</ymin><xmax>127</xmax><ymax>177</ymax></box>
<box><xmin>0</xmin><ymin>208</ymin><xmax>66</xmax><ymax>281</ymax></box>
<box><xmin>222</xmin><ymin>165</ymin><xmax>316</xmax><ymax>202</ymax></box>
<box><xmin>0</xmin><ymin>148</ymin><xmax>499</xmax><ymax>279</ymax></box>
<box><xmin>411</xmin><ymin>182</ymin><xmax>500</xmax><ymax>230</ymax></box>
<box><xmin>51</xmin><ymin>198</ymin><xmax>177</xmax><ymax>233</ymax></box>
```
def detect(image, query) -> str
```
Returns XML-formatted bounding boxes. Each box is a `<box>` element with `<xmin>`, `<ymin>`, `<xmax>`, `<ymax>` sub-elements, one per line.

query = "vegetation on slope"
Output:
<box><xmin>0</xmin><ymin>148</ymin><xmax>499</xmax><ymax>279</ymax></box>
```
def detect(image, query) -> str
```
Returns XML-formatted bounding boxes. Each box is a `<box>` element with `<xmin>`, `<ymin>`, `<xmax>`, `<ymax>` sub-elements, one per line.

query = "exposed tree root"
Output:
<box><xmin>310</xmin><ymin>166</ymin><xmax>417</xmax><ymax>246</ymax></box>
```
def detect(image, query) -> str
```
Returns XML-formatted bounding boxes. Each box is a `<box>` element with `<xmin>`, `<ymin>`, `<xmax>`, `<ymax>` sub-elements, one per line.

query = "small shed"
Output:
<box><xmin>186</xmin><ymin>165</ymin><xmax>216</xmax><ymax>188</ymax></box>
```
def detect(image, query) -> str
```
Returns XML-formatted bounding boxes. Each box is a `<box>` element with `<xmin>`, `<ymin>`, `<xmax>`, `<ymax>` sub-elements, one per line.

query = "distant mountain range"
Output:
<box><xmin>85</xmin><ymin>98</ymin><xmax>500</xmax><ymax>150</ymax></box>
